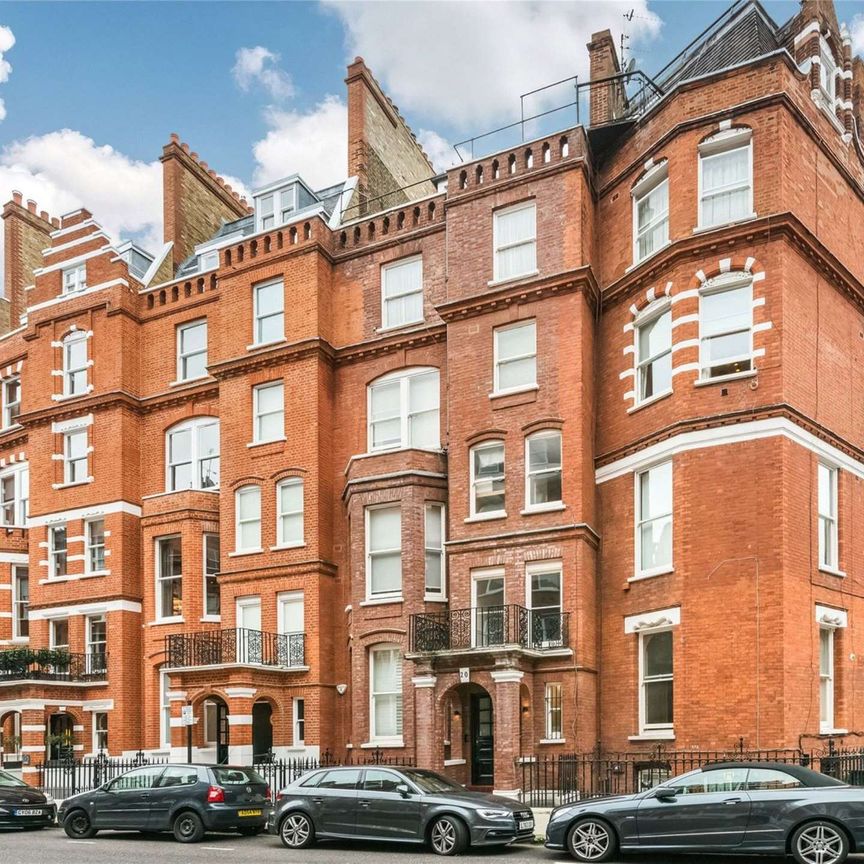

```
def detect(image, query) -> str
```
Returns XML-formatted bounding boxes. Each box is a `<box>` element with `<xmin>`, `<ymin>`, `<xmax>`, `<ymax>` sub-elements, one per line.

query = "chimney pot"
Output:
<box><xmin>26</xmin><ymin>200</ymin><xmax>37</xmax><ymax>213</ymax></box>
<box><xmin>11</xmin><ymin>191</ymin><xmax>22</xmax><ymax>205</ymax></box>
<box><xmin>39</xmin><ymin>210</ymin><xmax>49</xmax><ymax>222</ymax></box>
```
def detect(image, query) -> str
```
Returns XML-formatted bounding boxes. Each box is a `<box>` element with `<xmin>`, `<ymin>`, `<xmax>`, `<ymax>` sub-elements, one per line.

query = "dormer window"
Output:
<box><xmin>279</xmin><ymin>187</ymin><xmax>295</xmax><ymax>221</ymax></box>
<box><xmin>199</xmin><ymin>250</ymin><xmax>219</xmax><ymax>272</ymax></box>
<box><xmin>253</xmin><ymin>178</ymin><xmax>314</xmax><ymax>234</ymax></box>
<box><xmin>259</xmin><ymin>195</ymin><xmax>275</xmax><ymax>231</ymax></box>
<box><xmin>62</xmin><ymin>263</ymin><xmax>87</xmax><ymax>295</ymax></box>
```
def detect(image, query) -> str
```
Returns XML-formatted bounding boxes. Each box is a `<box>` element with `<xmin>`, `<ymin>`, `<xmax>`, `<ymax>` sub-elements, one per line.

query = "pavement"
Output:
<box><xmin>4</xmin><ymin>827</ymin><xmax>864</xmax><ymax>864</ymax></box>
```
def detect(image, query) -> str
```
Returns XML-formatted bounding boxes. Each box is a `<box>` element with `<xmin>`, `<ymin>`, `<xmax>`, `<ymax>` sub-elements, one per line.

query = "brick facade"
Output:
<box><xmin>1</xmin><ymin>0</ymin><xmax>864</xmax><ymax>795</ymax></box>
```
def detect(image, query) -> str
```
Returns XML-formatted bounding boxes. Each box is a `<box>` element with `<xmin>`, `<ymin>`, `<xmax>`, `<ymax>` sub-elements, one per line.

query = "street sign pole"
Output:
<box><xmin>182</xmin><ymin>702</ymin><xmax>194</xmax><ymax>764</ymax></box>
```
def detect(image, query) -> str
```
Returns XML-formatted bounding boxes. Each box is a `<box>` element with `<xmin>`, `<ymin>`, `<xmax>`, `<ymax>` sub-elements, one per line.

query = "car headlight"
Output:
<box><xmin>477</xmin><ymin>808</ymin><xmax>512</xmax><ymax>820</ymax></box>
<box><xmin>44</xmin><ymin>794</ymin><xmax>55</xmax><ymax>805</ymax></box>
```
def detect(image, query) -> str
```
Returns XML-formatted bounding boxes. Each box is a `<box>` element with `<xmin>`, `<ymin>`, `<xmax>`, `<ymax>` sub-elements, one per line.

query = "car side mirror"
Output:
<box><xmin>396</xmin><ymin>783</ymin><xmax>411</xmax><ymax>797</ymax></box>
<box><xmin>654</xmin><ymin>786</ymin><xmax>677</xmax><ymax>801</ymax></box>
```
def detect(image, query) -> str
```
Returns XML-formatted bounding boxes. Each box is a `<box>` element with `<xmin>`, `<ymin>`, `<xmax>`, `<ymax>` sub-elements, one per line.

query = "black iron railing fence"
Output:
<box><xmin>0</xmin><ymin>649</ymin><xmax>107</xmax><ymax>682</ymax></box>
<box><xmin>165</xmin><ymin>628</ymin><xmax>305</xmax><ymax>669</ymax></box>
<box><xmin>410</xmin><ymin>605</ymin><xmax>569</xmax><ymax>653</ymax></box>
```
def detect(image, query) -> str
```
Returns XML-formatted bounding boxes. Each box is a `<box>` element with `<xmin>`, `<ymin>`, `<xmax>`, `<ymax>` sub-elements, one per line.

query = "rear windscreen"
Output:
<box><xmin>212</xmin><ymin>767</ymin><xmax>266</xmax><ymax>785</ymax></box>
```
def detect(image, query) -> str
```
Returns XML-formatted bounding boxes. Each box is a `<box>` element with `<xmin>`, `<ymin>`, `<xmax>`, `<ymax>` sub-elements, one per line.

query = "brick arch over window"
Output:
<box><xmin>631</xmin><ymin>156</ymin><xmax>668</xmax><ymax>190</ymax></box>
<box><xmin>697</xmin><ymin>123</ymin><xmax>752</xmax><ymax>148</ymax></box>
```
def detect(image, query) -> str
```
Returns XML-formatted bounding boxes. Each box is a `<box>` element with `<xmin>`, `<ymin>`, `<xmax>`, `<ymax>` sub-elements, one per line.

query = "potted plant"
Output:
<box><xmin>1</xmin><ymin>734</ymin><xmax>22</xmax><ymax>769</ymax></box>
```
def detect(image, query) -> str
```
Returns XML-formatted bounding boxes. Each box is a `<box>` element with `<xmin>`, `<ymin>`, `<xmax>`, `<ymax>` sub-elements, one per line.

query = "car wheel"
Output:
<box><xmin>566</xmin><ymin>818</ymin><xmax>617</xmax><ymax>863</ymax></box>
<box><xmin>791</xmin><ymin>820</ymin><xmax>849</xmax><ymax>864</ymax></box>
<box><xmin>279</xmin><ymin>811</ymin><xmax>315</xmax><ymax>849</ymax></box>
<box><xmin>429</xmin><ymin>815</ymin><xmax>468</xmax><ymax>856</ymax></box>
<box><xmin>63</xmin><ymin>810</ymin><xmax>98</xmax><ymax>840</ymax></box>
<box><xmin>172</xmin><ymin>810</ymin><xmax>205</xmax><ymax>844</ymax></box>
<box><xmin>238</xmin><ymin>825</ymin><xmax>265</xmax><ymax>836</ymax></box>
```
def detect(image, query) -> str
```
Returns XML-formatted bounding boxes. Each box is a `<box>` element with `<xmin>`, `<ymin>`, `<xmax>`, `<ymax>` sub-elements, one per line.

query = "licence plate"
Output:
<box><xmin>238</xmin><ymin>809</ymin><xmax>262</xmax><ymax>817</ymax></box>
<box><xmin>519</xmin><ymin>819</ymin><xmax>534</xmax><ymax>831</ymax></box>
<box><xmin>15</xmin><ymin>809</ymin><xmax>42</xmax><ymax>817</ymax></box>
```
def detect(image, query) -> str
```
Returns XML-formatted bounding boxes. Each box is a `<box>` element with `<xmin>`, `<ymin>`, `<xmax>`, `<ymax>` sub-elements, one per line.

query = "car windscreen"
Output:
<box><xmin>400</xmin><ymin>769</ymin><xmax>464</xmax><ymax>793</ymax></box>
<box><xmin>0</xmin><ymin>769</ymin><xmax>26</xmax><ymax>787</ymax></box>
<box><xmin>212</xmin><ymin>767</ymin><xmax>266</xmax><ymax>786</ymax></box>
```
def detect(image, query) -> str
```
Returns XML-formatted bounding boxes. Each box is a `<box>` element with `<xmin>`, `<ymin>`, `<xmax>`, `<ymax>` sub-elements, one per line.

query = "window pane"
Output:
<box><xmin>258</xmin><ymin>411</ymin><xmax>283</xmax><ymax>441</ymax></box>
<box><xmin>641</xmin><ymin>352</ymin><xmax>672</xmax><ymax>400</ymax></box>
<box><xmin>383</xmin><ymin>259</ymin><xmax>422</xmax><ymax>299</ymax></box>
<box><xmin>240</xmin><ymin>521</ymin><xmax>260</xmax><ymax>548</ymax></box>
<box><xmin>181</xmin><ymin>322</ymin><xmax>206</xmax><ymax>354</ymax></box>
<box><xmin>496</xmin><ymin>206</ymin><xmax>535</xmax><ymax>246</ymax></box>
<box><xmin>531</xmin><ymin>571</ymin><xmax>561</xmax><ymax>609</ymax></box>
<box><xmin>280</xmin><ymin>481</ymin><xmax>303</xmax><ymax>513</ymax></box>
<box><xmin>373</xmin><ymin>648</ymin><xmax>401</xmax><ymax>691</ymax></box>
<box><xmin>644</xmin><ymin>631</ymin><xmax>672</xmax><ymax>677</ymax></box>
<box><xmin>474</xmin><ymin>445</ymin><xmax>504</xmax><ymax>479</ymax></box>
<box><xmin>638</xmin><ymin>312</ymin><xmax>671</xmax><ymax>362</ymax></box>
<box><xmin>409</xmin><ymin>372</ymin><xmax>438</xmax><ymax>413</ymax></box>
<box><xmin>497</xmin><ymin>243</ymin><xmax>536</xmax><ymax>280</ymax></box>
<box><xmin>239</xmin><ymin>488</ymin><xmax>261</xmax><ymax>520</ymax></box>
<box><xmin>701</xmin><ymin>285</ymin><xmax>751</xmax><ymax>336</ymax></box>
<box><xmin>637</xmin><ymin>181</ymin><xmax>668</xmax><ymax>229</ymax></box>
<box><xmin>169</xmin><ymin>429</ymin><xmax>191</xmax><ymax>464</ymax></box>
<box><xmin>529</xmin><ymin>434</ymin><xmax>561</xmax><ymax>473</ymax></box>
<box><xmin>425</xmin><ymin>505</ymin><xmax>442</xmax><ymax>548</ymax></box>
<box><xmin>702</xmin><ymin>147</ymin><xmax>748</xmax><ymax>192</ymax></box>
<box><xmin>641</xmin><ymin>517</ymin><xmax>672</xmax><ymax>570</ymax></box>
<box><xmin>498</xmin><ymin>356</ymin><xmax>536</xmax><ymax>391</ymax></box>
<box><xmin>257</xmin><ymin>383</ymin><xmax>283</xmax><ymax>414</ymax></box>
<box><xmin>369</xmin><ymin>507</ymin><xmax>400</xmax><ymax>552</ymax></box>
<box><xmin>818</xmin><ymin>464</ymin><xmax>834</xmax><ymax>517</ymax></box>
<box><xmin>644</xmin><ymin>680</ymin><xmax>673</xmax><ymax>726</ymax></box>
<box><xmin>371</xmin><ymin>381</ymin><xmax>400</xmax><ymax>418</ymax></box>
<box><xmin>497</xmin><ymin>323</ymin><xmax>536</xmax><ymax>361</ymax></box>
<box><xmin>640</xmin><ymin>462</ymin><xmax>672</xmax><ymax>520</ymax></box>
<box><xmin>371</xmin><ymin>552</ymin><xmax>401</xmax><ymax>593</ymax></box>
<box><xmin>256</xmin><ymin>282</ymin><xmax>283</xmax><ymax>316</ymax></box>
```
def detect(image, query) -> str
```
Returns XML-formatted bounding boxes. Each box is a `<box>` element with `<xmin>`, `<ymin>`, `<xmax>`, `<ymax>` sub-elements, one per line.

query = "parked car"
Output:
<box><xmin>546</xmin><ymin>760</ymin><xmax>864</xmax><ymax>864</ymax></box>
<box><xmin>59</xmin><ymin>763</ymin><xmax>271</xmax><ymax>843</ymax></box>
<box><xmin>0</xmin><ymin>768</ymin><xmax>56</xmax><ymax>830</ymax></box>
<box><xmin>269</xmin><ymin>765</ymin><xmax>534</xmax><ymax>856</ymax></box>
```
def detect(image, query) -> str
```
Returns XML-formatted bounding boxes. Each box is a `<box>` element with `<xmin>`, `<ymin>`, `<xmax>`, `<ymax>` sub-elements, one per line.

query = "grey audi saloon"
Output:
<box><xmin>546</xmin><ymin>761</ymin><xmax>864</xmax><ymax>864</ymax></box>
<box><xmin>269</xmin><ymin>765</ymin><xmax>534</xmax><ymax>855</ymax></box>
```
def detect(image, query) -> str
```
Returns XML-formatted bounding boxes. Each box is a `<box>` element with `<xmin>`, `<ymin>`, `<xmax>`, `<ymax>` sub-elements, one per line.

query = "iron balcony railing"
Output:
<box><xmin>409</xmin><ymin>605</ymin><xmax>569</xmax><ymax>654</ymax></box>
<box><xmin>165</xmin><ymin>628</ymin><xmax>306</xmax><ymax>669</ymax></box>
<box><xmin>0</xmin><ymin>649</ymin><xmax>108</xmax><ymax>682</ymax></box>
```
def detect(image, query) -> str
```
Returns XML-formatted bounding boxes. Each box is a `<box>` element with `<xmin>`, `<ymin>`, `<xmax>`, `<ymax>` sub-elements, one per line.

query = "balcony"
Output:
<box><xmin>165</xmin><ymin>628</ymin><xmax>306</xmax><ymax>670</ymax></box>
<box><xmin>409</xmin><ymin>605</ymin><xmax>569</xmax><ymax>655</ymax></box>
<box><xmin>0</xmin><ymin>649</ymin><xmax>108</xmax><ymax>682</ymax></box>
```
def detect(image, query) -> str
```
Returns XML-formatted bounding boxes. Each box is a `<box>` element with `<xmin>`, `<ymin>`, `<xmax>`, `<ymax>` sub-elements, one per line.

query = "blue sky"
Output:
<box><xmin>0</xmin><ymin>0</ymin><xmax>862</xmax><ymax>267</ymax></box>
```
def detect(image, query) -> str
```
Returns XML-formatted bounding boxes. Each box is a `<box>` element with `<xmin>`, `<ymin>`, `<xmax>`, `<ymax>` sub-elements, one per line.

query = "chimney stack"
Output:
<box><xmin>587</xmin><ymin>29</ymin><xmax>625</xmax><ymax>127</ymax></box>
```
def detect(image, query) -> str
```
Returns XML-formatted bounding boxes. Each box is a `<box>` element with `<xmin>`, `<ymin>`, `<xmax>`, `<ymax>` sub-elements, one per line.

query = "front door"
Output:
<box><xmin>252</xmin><ymin>701</ymin><xmax>273</xmax><ymax>761</ymax></box>
<box><xmin>48</xmin><ymin>714</ymin><xmax>73</xmax><ymax>761</ymax></box>
<box><xmin>215</xmin><ymin>701</ymin><xmax>229</xmax><ymax>764</ymax></box>
<box><xmin>470</xmin><ymin>693</ymin><xmax>494</xmax><ymax>786</ymax></box>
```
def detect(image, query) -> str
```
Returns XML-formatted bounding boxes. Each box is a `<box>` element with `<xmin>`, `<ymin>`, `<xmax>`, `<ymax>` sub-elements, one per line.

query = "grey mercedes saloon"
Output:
<box><xmin>269</xmin><ymin>765</ymin><xmax>534</xmax><ymax>855</ymax></box>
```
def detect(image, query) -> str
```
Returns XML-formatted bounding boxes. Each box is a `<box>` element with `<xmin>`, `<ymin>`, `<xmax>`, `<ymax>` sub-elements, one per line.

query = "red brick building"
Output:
<box><xmin>2</xmin><ymin>0</ymin><xmax>864</xmax><ymax>794</ymax></box>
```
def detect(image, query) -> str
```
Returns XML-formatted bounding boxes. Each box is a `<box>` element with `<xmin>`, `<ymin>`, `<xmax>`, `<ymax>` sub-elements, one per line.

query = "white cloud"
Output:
<box><xmin>251</xmin><ymin>95</ymin><xmax>348</xmax><ymax>190</ymax></box>
<box><xmin>232</xmin><ymin>46</ymin><xmax>295</xmax><ymax>101</ymax></box>
<box><xmin>0</xmin><ymin>25</ymin><xmax>15</xmax><ymax>125</ymax></box>
<box><xmin>852</xmin><ymin>15</ymin><xmax>864</xmax><ymax>56</ymax></box>
<box><xmin>417</xmin><ymin>129</ymin><xmax>458</xmax><ymax>174</ymax></box>
<box><xmin>0</xmin><ymin>130</ymin><xmax>164</xmax><ymax>289</ymax></box>
<box><xmin>324</xmin><ymin>1</ymin><xmax>661</xmax><ymax>128</ymax></box>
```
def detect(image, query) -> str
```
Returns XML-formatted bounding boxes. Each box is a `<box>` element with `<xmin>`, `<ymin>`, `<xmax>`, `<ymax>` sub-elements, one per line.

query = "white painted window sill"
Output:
<box><xmin>820</xmin><ymin>728</ymin><xmax>849</xmax><ymax>735</ymax></box>
<box><xmin>376</xmin><ymin>318</ymin><xmax>424</xmax><ymax>335</ymax></box>
<box><xmin>489</xmin><ymin>384</ymin><xmax>538</xmax><ymax>400</ymax></box>
<box><xmin>39</xmin><ymin>570</ymin><xmax>108</xmax><ymax>585</ymax></box>
<box><xmin>168</xmin><ymin>375</ymin><xmax>211</xmax><ymax>388</ymax></box>
<box><xmin>228</xmin><ymin>548</ymin><xmax>263</xmax><ymax>558</ymax></box>
<box><xmin>521</xmin><ymin>502</ymin><xmax>565</xmax><ymax>515</ymax></box>
<box><xmin>628</xmin><ymin>567</ymin><xmax>674</xmax><ymax>583</ymax></box>
<box><xmin>246</xmin><ymin>338</ymin><xmax>287</xmax><ymax>352</ymax></box>
<box><xmin>143</xmin><ymin>488</ymin><xmax>220</xmax><ymax>500</ymax></box>
<box><xmin>693</xmin><ymin>213</ymin><xmax>757</xmax><ymax>234</ymax></box>
<box><xmin>53</xmin><ymin>478</ymin><xmax>94</xmax><ymax>490</ymax></box>
<box><xmin>539</xmin><ymin>738</ymin><xmax>567</xmax><ymax>745</ymax></box>
<box><xmin>52</xmin><ymin>390</ymin><xmax>92</xmax><ymax>403</ymax></box>
<box><xmin>361</xmin><ymin>739</ymin><xmax>404</xmax><ymax>749</ymax></box>
<box><xmin>488</xmin><ymin>270</ymin><xmax>540</xmax><ymax>288</ymax></box>
<box><xmin>200</xmin><ymin>615</ymin><xmax>222</xmax><ymax>623</ymax></box>
<box><xmin>819</xmin><ymin>566</ymin><xmax>847</xmax><ymax>579</ymax></box>
<box><xmin>629</xmin><ymin>731</ymin><xmax>675</xmax><ymax>741</ymax></box>
<box><xmin>694</xmin><ymin>369</ymin><xmax>757</xmax><ymax>388</ymax></box>
<box><xmin>0</xmin><ymin>424</ymin><xmax>23</xmax><ymax>436</ymax></box>
<box><xmin>359</xmin><ymin>596</ymin><xmax>403</xmax><ymax>607</ymax></box>
<box><xmin>148</xmin><ymin>617</ymin><xmax>185</xmax><ymax>626</ymax></box>
<box><xmin>424</xmin><ymin>594</ymin><xmax>448</xmax><ymax>603</ymax></box>
<box><xmin>628</xmin><ymin>389</ymin><xmax>673</xmax><ymax>414</ymax></box>
<box><xmin>444</xmin><ymin>758</ymin><xmax>467</xmax><ymax>767</ymax></box>
<box><xmin>464</xmin><ymin>512</ymin><xmax>507</xmax><ymax>524</ymax></box>
<box><xmin>270</xmin><ymin>543</ymin><xmax>305</xmax><ymax>551</ymax></box>
<box><xmin>248</xmin><ymin>437</ymin><xmax>287</xmax><ymax>449</ymax></box>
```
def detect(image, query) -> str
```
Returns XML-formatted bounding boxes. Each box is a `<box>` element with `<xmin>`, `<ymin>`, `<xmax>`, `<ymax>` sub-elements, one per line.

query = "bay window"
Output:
<box><xmin>381</xmin><ymin>256</ymin><xmax>423</xmax><ymax>329</ymax></box>
<box><xmin>699</xmin><ymin>278</ymin><xmax>753</xmax><ymax>380</ymax></box>
<box><xmin>633</xmin><ymin>164</ymin><xmax>669</xmax><ymax>262</ymax></box>
<box><xmin>156</xmin><ymin>536</ymin><xmax>182</xmax><ymax>619</ymax></box>
<box><xmin>276</xmin><ymin>478</ymin><xmax>304</xmax><ymax>547</ymax></box>
<box><xmin>235</xmin><ymin>486</ymin><xmax>262</xmax><ymax>552</ymax></box>
<box><xmin>525</xmin><ymin>430</ymin><xmax>562</xmax><ymax>509</ymax></box>
<box><xmin>494</xmin><ymin>320</ymin><xmax>536</xmax><ymax>393</ymax></box>
<box><xmin>636</xmin><ymin>306</ymin><xmax>672</xmax><ymax>402</ymax></box>
<box><xmin>166</xmin><ymin>417</ymin><xmax>220</xmax><ymax>491</ymax></box>
<box><xmin>493</xmin><ymin>201</ymin><xmax>536</xmax><ymax>282</ymax></box>
<box><xmin>368</xmin><ymin>367</ymin><xmax>439</xmax><ymax>452</ymax></box>
<box><xmin>366</xmin><ymin>504</ymin><xmax>402</xmax><ymax>600</ymax></box>
<box><xmin>698</xmin><ymin>130</ymin><xmax>753</xmax><ymax>228</ymax></box>
<box><xmin>370</xmin><ymin>645</ymin><xmax>403</xmax><ymax>743</ymax></box>
<box><xmin>636</xmin><ymin>461</ymin><xmax>672</xmax><ymax>576</ymax></box>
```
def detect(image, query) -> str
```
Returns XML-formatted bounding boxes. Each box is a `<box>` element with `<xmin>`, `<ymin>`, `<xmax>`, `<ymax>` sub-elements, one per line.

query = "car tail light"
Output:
<box><xmin>276</xmin><ymin>791</ymin><xmax>285</xmax><ymax>802</ymax></box>
<box><xmin>265</xmin><ymin>786</ymin><xmax>272</xmax><ymax>802</ymax></box>
<box><xmin>207</xmin><ymin>785</ymin><xmax>225</xmax><ymax>803</ymax></box>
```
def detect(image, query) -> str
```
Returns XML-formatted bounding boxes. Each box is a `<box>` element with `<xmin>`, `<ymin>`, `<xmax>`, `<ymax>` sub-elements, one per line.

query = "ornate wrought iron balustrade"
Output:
<box><xmin>165</xmin><ymin>628</ymin><xmax>305</xmax><ymax>669</ymax></box>
<box><xmin>0</xmin><ymin>650</ymin><xmax>108</xmax><ymax>682</ymax></box>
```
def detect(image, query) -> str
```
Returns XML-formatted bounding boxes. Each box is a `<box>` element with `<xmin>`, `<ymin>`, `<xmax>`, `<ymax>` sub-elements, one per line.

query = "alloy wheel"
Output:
<box><xmin>796</xmin><ymin>824</ymin><xmax>845</xmax><ymax>864</ymax></box>
<box><xmin>281</xmin><ymin>813</ymin><xmax>311</xmax><ymax>847</ymax></box>
<box><xmin>569</xmin><ymin>821</ymin><xmax>611</xmax><ymax>861</ymax></box>
<box><xmin>430</xmin><ymin>818</ymin><xmax>457</xmax><ymax>855</ymax></box>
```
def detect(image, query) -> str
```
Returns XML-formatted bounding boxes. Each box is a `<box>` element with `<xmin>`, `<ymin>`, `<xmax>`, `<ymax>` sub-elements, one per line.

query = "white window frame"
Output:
<box><xmin>62</xmin><ymin>330</ymin><xmax>90</xmax><ymax>397</ymax></box>
<box><xmin>698</xmin><ymin>276</ymin><xmax>754</xmax><ymax>382</ymax></box>
<box><xmin>256</xmin><ymin>185</ymin><xmax>297</xmax><ymax>232</ymax></box>
<box><xmin>85</xmin><ymin>518</ymin><xmax>106</xmax><ymax>574</ymax></box>
<box><xmin>276</xmin><ymin>477</ymin><xmax>304</xmax><ymax>548</ymax></box>
<box><xmin>11</xmin><ymin>566</ymin><xmax>28</xmax><ymax>640</ymax></box>
<box><xmin>526</xmin><ymin>560</ymin><xmax>563</xmax><ymax>648</ymax></box>
<box><xmin>203</xmin><ymin>533</ymin><xmax>220</xmax><ymax>618</ymax></box>
<box><xmin>0</xmin><ymin>466</ymin><xmax>27</xmax><ymax>527</ymax></box>
<box><xmin>293</xmin><ymin>697</ymin><xmax>305</xmax><ymax>746</ymax></box>
<box><xmin>159</xmin><ymin>669</ymin><xmax>171</xmax><ymax>749</ymax></box>
<box><xmin>492</xmin><ymin>201</ymin><xmax>537</xmax><ymax>283</ymax></box>
<box><xmin>493</xmin><ymin>320</ymin><xmax>537</xmax><ymax>395</ymax></box>
<box><xmin>63</xmin><ymin>427</ymin><xmax>90</xmax><ymax>485</ymax></box>
<box><xmin>62</xmin><ymin>263</ymin><xmax>87</xmax><ymax>295</ymax></box>
<box><xmin>258</xmin><ymin>194</ymin><xmax>275</xmax><ymax>231</ymax></box>
<box><xmin>818</xmin><ymin>37</ymin><xmax>838</xmax><ymax>104</ymax></box>
<box><xmin>632</xmin><ymin>164</ymin><xmax>669</xmax><ymax>264</ymax></box>
<box><xmin>367</xmin><ymin>367</ymin><xmax>440</xmax><ymax>453</ymax></box>
<box><xmin>155</xmin><ymin>535</ymin><xmax>183</xmax><ymax>621</ymax></box>
<box><xmin>369</xmin><ymin>644</ymin><xmax>403</xmax><ymax>745</ymax></box>
<box><xmin>820</xmin><ymin>626</ymin><xmax>835</xmax><ymax>733</ymax></box>
<box><xmin>471</xmin><ymin>567</ymin><xmax>505</xmax><ymax>648</ymax></box>
<box><xmin>252</xmin><ymin>279</ymin><xmax>285</xmax><ymax>346</ymax></box>
<box><xmin>635</xmin><ymin>460</ymin><xmax>673</xmax><ymax>578</ymax></box>
<box><xmin>381</xmin><ymin>256</ymin><xmax>424</xmax><ymax>330</ymax></box>
<box><xmin>86</xmin><ymin>613</ymin><xmax>107</xmax><ymax>674</ymax></box>
<box><xmin>469</xmin><ymin>440</ymin><xmax>506</xmax><ymax>518</ymax></box>
<box><xmin>639</xmin><ymin>627</ymin><xmax>674</xmax><ymax>735</ymax></box>
<box><xmin>525</xmin><ymin>429</ymin><xmax>563</xmax><ymax>511</ymax></box>
<box><xmin>818</xmin><ymin>462</ymin><xmax>839</xmax><ymax>572</ymax></box>
<box><xmin>424</xmin><ymin>502</ymin><xmax>446</xmax><ymax>600</ymax></box>
<box><xmin>203</xmin><ymin>700</ymin><xmax>218</xmax><ymax>744</ymax></box>
<box><xmin>253</xmin><ymin>381</ymin><xmax>284</xmax><ymax>444</ymax></box>
<box><xmin>235</xmin><ymin>485</ymin><xmax>262</xmax><ymax>553</ymax></box>
<box><xmin>176</xmin><ymin>319</ymin><xmax>208</xmax><ymax>382</ymax></box>
<box><xmin>92</xmin><ymin>711</ymin><xmax>108</xmax><ymax>754</ymax></box>
<box><xmin>697</xmin><ymin>130</ymin><xmax>754</xmax><ymax>229</ymax></box>
<box><xmin>634</xmin><ymin>303</ymin><xmax>673</xmax><ymax>404</ymax></box>
<box><xmin>544</xmin><ymin>682</ymin><xmax>563</xmax><ymax>740</ymax></box>
<box><xmin>165</xmin><ymin>417</ymin><xmax>220</xmax><ymax>492</ymax></box>
<box><xmin>198</xmin><ymin>250</ymin><xmax>219</xmax><ymax>272</ymax></box>
<box><xmin>3</xmin><ymin>376</ymin><xmax>21</xmax><ymax>428</ymax></box>
<box><xmin>49</xmin><ymin>617</ymin><xmax>69</xmax><ymax>651</ymax></box>
<box><xmin>49</xmin><ymin>524</ymin><xmax>68</xmax><ymax>580</ymax></box>
<box><xmin>365</xmin><ymin>503</ymin><xmax>402</xmax><ymax>601</ymax></box>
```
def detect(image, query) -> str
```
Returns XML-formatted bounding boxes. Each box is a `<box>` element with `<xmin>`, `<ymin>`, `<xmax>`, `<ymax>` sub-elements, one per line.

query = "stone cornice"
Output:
<box><xmin>445</xmin><ymin>522</ymin><xmax>600</xmax><ymax>553</ymax></box>
<box><xmin>436</xmin><ymin>266</ymin><xmax>599</xmax><ymax>323</ymax></box>
<box><xmin>336</xmin><ymin>323</ymin><xmax>447</xmax><ymax>366</ymax></box>
<box><xmin>208</xmin><ymin>339</ymin><xmax>334</xmax><ymax>381</ymax></box>
<box><xmin>218</xmin><ymin>558</ymin><xmax>338</xmax><ymax>583</ymax></box>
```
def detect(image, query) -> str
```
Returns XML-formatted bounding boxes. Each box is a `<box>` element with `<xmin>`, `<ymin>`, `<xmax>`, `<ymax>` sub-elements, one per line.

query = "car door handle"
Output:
<box><xmin>723</xmin><ymin>797</ymin><xmax>743</xmax><ymax>804</ymax></box>
<box><xmin>359</xmin><ymin>799</ymin><xmax>370</xmax><ymax>808</ymax></box>
<box><xmin>312</xmin><ymin>797</ymin><xmax>324</xmax><ymax>804</ymax></box>
<box><xmin>140</xmin><ymin>793</ymin><xmax>150</xmax><ymax>799</ymax></box>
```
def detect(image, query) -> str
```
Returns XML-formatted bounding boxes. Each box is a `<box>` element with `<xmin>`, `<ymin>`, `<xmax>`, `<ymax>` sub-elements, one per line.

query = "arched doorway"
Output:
<box><xmin>0</xmin><ymin>711</ymin><xmax>22</xmax><ymax>767</ymax></box>
<box><xmin>48</xmin><ymin>713</ymin><xmax>74</xmax><ymax>761</ymax></box>
<box><xmin>203</xmin><ymin>697</ymin><xmax>229</xmax><ymax>764</ymax></box>
<box><xmin>442</xmin><ymin>683</ymin><xmax>494</xmax><ymax>788</ymax></box>
<box><xmin>252</xmin><ymin>701</ymin><xmax>273</xmax><ymax>761</ymax></box>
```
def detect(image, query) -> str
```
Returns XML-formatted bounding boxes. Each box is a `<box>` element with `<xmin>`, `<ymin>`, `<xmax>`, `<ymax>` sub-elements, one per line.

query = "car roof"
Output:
<box><xmin>702</xmin><ymin>761</ymin><xmax>846</xmax><ymax>787</ymax></box>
